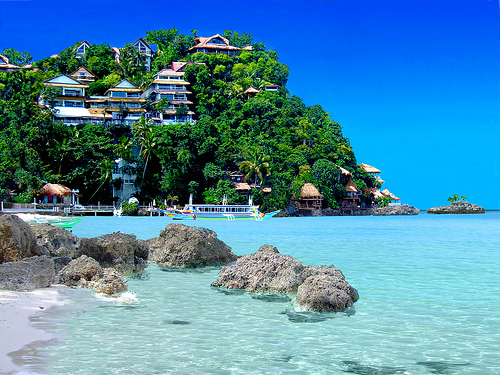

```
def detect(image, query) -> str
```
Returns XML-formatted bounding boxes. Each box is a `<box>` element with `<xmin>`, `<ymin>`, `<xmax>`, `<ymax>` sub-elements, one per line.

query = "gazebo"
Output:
<box><xmin>37</xmin><ymin>183</ymin><xmax>75</xmax><ymax>205</ymax></box>
<box><xmin>295</xmin><ymin>183</ymin><xmax>324</xmax><ymax>210</ymax></box>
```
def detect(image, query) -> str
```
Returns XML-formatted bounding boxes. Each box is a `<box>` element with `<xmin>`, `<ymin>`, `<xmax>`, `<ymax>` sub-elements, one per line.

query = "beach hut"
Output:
<box><xmin>294</xmin><ymin>183</ymin><xmax>324</xmax><ymax>210</ymax></box>
<box><xmin>381</xmin><ymin>188</ymin><xmax>401</xmax><ymax>204</ymax></box>
<box><xmin>341</xmin><ymin>179</ymin><xmax>360</xmax><ymax>211</ymax></box>
<box><xmin>37</xmin><ymin>183</ymin><xmax>74</xmax><ymax>205</ymax></box>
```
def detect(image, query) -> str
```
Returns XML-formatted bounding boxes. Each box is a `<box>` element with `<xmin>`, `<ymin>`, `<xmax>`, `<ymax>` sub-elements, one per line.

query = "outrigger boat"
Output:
<box><xmin>17</xmin><ymin>214</ymin><xmax>85</xmax><ymax>228</ymax></box>
<box><xmin>158</xmin><ymin>197</ymin><xmax>279</xmax><ymax>221</ymax></box>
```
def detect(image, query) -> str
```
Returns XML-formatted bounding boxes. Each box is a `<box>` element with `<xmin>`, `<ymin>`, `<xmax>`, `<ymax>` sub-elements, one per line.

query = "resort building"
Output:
<box><xmin>341</xmin><ymin>179</ymin><xmax>361</xmax><ymax>212</ymax></box>
<box><xmin>293</xmin><ymin>183</ymin><xmax>324</xmax><ymax>211</ymax></box>
<box><xmin>0</xmin><ymin>55</ymin><xmax>21</xmax><ymax>72</ymax></box>
<box><xmin>40</xmin><ymin>75</ymin><xmax>94</xmax><ymax>125</ymax></box>
<box><xmin>69</xmin><ymin>66</ymin><xmax>98</xmax><ymax>85</ymax></box>
<box><xmin>143</xmin><ymin>62</ymin><xmax>197</xmax><ymax>125</ymax></box>
<box><xmin>132</xmin><ymin>38</ymin><xmax>153</xmax><ymax>72</ymax></box>
<box><xmin>360</xmin><ymin>163</ymin><xmax>384</xmax><ymax>185</ymax></box>
<box><xmin>188</xmin><ymin>34</ymin><xmax>251</xmax><ymax>56</ymax></box>
<box><xmin>381</xmin><ymin>188</ymin><xmax>401</xmax><ymax>205</ymax></box>
<box><xmin>112</xmin><ymin>158</ymin><xmax>139</xmax><ymax>203</ymax></box>
<box><xmin>75</xmin><ymin>41</ymin><xmax>90</xmax><ymax>58</ymax></box>
<box><xmin>103</xmin><ymin>79</ymin><xmax>146</xmax><ymax>126</ymax></box>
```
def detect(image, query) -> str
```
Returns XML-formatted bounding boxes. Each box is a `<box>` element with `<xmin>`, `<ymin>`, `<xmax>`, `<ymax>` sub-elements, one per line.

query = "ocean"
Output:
<box><xmin>17</xmin><ymin>212</ymin><xmax>500</xmax><ymax>374</ymax></box>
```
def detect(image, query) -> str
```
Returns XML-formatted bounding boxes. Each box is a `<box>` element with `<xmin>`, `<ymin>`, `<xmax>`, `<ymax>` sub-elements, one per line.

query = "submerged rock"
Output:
<box><xmin>427</xmin><ymin>201</ymin><xmax>485</xmax><ymax>214</ymax></box>
<box><xmin>0</xmin><ymin>255</ymin><xmax>55</xmax><ymax>291</ymax></box>
<box><xmin>0</xmin><ymin>214</ymin><xmax>40</xmax><ymax>264</ymax></box>
<box><xmin>211</xmin><ymin>244</ymin><xmax>358</xmax><ymax>312</ymax></box>
<box><xmin>31</xmin><ymin>223</ymin><xmax>80</xmax><ymax>257</ymax></box>
<box><xmin>147</xmin><ymin>223</ymin><xmax>237</xmax><ymax>267</ymax></box>
<box><xmin>78</xmin><ymin>232</ymin><xmax>149</xmax><ymax>275</ymax></box>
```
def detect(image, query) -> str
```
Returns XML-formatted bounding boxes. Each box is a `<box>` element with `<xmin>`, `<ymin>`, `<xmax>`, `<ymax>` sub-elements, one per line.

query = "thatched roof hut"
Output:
<box><xmin>364</xmin><ymin>187</ymin><xmax>385</xmax><ymax>200</ymax></box>
<box><xmin>338</xmin><ymin>166</ymin><xmax>352</xmax><ymax>177</ymax></box>
<box><xmin>300</xmin><ymin>183</ymin><xmax>323</xmax><ymax>198</ymax></box>
<box><xmin>382</xmin><ymin>188</ymin><xmax>400</xmax><ymax>201</ymax></box>
<box><xmin>344</xmin><ymin>179</ymin><xmax>359</xmax><ymax>193</ymax></box>
<box><xmin>360</xmin><ymin>163</ymin><xmax>381</xmax><ymax>174</ymax></box>
<box><xmin>38</xmin><ymin>183</ymin><xmax>72</xmax><ymax>197</ymax></box>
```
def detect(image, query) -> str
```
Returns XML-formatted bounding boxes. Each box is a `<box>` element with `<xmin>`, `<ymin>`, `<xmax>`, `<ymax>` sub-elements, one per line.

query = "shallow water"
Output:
<box><xmin>24</xmin><ymin>213</ymin><xmax>500</xmax><ymax>374</ymax></box>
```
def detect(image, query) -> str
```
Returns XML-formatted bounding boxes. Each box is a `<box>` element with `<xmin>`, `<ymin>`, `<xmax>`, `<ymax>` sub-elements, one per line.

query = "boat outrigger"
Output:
<box><xmin>158</xmin><ymin>197</ymin><xmax>279</xmax><ymax>221</ymax></box>
<box><xmin>17</xmin><ymin>214</ymin><xmax>85</xmax><ymax>228</ymax></box>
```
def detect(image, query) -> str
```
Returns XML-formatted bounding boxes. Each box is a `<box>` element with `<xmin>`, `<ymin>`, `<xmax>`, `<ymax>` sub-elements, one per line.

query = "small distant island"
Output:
<box><xmin>427</xmin><ymin>195</ymin><xmax>485</xmax><ymax>214</ymax></box>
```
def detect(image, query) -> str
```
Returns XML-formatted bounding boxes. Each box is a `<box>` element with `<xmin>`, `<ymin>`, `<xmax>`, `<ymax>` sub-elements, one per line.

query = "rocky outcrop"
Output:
<box><xmin>295</xmin><ymin>274</ymin><xmax>359</xmax><ymax>312</ymax></box>
<box><xmin>322</xmin><ymin>205</ymin><xmax>420</xmax><ymax>216</ymax></box>
<box><xmin>0</xmin><ymin>214</ymin><xmax>40</xmax><ymax>264</ymax></box>
<box><xmin>147</xmin><ymin>224</ymin><xmax>237</xmax><ymax>267</ymax></box>
<box><xmin>0</xmin><ymin>256</ymin><xmax>55</xmax><ymax>291</ymax></box>
<box><xmin>78</xmin><ymin>232</ymin><xmax>149</xmax><ymax>275</ymax></box>
<box><xmin>31</xmin><ymin>223</ymin><xmax>80</xmax><ymax>257</ymax></box>
<box><xmin>56</xmin><ymin>255</ymin><xmax>127</xmax><ymax>295</ymax></box>
<box><xmin>427</xmin><ymin>201</ymin><xmax>485</xmax><ymax>214</ymax></box>
<box><xmin>211</xmin><ymin>245</ymin><xmax>358</xmax><ymax>312</ymax></box>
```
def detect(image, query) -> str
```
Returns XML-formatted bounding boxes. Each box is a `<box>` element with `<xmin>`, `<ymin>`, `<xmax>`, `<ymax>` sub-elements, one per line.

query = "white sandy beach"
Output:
<box><xmin>0</xmin><ymin>286</ymin><xmax>66</xmax><ymax>374</ymax></box>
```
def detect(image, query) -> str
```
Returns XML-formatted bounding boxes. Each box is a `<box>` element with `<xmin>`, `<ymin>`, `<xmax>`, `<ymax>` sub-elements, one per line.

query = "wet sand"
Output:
<box><xmin>0</xmin><ymin>286</ymin><xmax>66</xmax><ymax>374</ymax></box>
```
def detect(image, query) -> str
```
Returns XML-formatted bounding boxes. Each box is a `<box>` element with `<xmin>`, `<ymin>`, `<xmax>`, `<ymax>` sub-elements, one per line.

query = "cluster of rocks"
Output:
<box><xmin>212</xmin><ymin>245</ymin><xmax>358</xmax><ymax>312</ymax></box>
<box><xmin>0</xmin><ymin>214</ymin><xmax>359</xmax><ymax>312</ymax></box>
<box><xmin>426</xmin><ymin>201</ymin><xmax>485</xmax><ymax>214</ymax></box>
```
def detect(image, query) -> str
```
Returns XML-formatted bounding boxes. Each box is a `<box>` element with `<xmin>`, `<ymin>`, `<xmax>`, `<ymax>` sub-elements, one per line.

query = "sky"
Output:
<box><xmin>1</xmin><ymin>0</ymin><xmax>500</xmax><ymax>209</ymax></box>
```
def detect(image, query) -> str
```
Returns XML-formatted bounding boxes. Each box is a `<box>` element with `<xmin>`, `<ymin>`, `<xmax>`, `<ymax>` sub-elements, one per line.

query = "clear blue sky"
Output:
<box><xmin>1</xmin><ymin>0</ymin><xmax>499</xmax><ymax>209</ymax></box>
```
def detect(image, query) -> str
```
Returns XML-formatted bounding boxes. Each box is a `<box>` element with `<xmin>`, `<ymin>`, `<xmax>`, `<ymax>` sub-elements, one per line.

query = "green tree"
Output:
<box><xmin>239</xmin><ymin>146</ymin><xmax>271</xmax><ymax>185</ymax></box>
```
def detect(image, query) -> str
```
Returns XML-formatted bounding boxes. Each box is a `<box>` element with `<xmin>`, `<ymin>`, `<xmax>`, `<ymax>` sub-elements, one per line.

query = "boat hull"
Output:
<box><xmin>160</xmin><ymin>209</ymin><xmax>280</xmax><ymax>221</ymax></box>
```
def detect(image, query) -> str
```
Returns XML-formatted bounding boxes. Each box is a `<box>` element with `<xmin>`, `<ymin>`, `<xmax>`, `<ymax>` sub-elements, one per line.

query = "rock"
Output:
<box><xmin>211</xmin><ymin>245</ymin><xmax>358</xmax><ymax>311</ymax></box>
<box><xmin>53</xmin><ymin>256</ymin><xmax>73</xmax><ymax>274</ymax></box>
<box><xmin>0</xmin><ymin>214</ymin><xmax>40</xmax><ymax>264</ymax></box>
<box><xmin>322</xmin><ymin>205</ymin><xmax>420</xmax><ymax>216</ymax></box>
<box><xmin>94</xmin><ymin>268</ymin><xmax>128</xmax><ymax>295</ymax></box>
<box><xmin>56</xmin><ymin>255</ymin><xmax>127</xmax><ymax>295</ymax></box>
<box><xmin>0</xmin><ymin>256</ymin><xmax>55</xmax><ymax>291</ymax></box>
<box><xmin>78</xmin><ymin>232</ymin><xmax>149</xmax><ymax>275</ymax></box>
<box><xmin>427</xmin><ymin>201</ymin><xmax>485</xmax><ymax>214</ymax></box>
<box><xmin>31</xmin><ymin>223</ymin><xmax>80</xmax><ymax>257</ymax></box>
<box><xmin>56</xmin><ymin>255</ymin><xmax>103</xmax><ymax>287</ymax></box>
<box><xmin>295</xmin><ymin>274</ymin><xmax>359</xmax><ymax>312</ymax></box>
<box><xmin>147</xmin><ymin>223</ymin><xmax>237</xmax><ymax>267</ymax></box>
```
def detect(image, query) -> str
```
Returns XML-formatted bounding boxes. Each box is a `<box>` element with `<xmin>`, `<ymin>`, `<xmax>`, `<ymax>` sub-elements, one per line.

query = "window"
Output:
<box><xmin>112</xmin><ymin>92</ymin><xmax>126</xmax><ymax>98</ymax></box>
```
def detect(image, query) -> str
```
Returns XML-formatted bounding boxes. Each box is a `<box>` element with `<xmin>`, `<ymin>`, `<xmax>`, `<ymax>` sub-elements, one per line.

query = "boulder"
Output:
<box><xmin>211</xmin><ymin>245</ymin><xmax>359</xmax><ymax>311</ymax></box>
<box><xmin>56</xmin><ymin>255</ymin><xmax>127</xmax><ymax>295</ymax></box>
<box><xmin>56</xmin><ymin>255</ymin><xmax>103</xmax><ymax>287</ymax></box>
<box><xmin>0</xmin><ymin>214</ymin><xmax>40</xmax><ymax>264</ymax></box>
<box><xmin>31</xmin><ymin>223</ymin><xmax>80</xmax><ymax>257</ymax></box>
<box><xmin>295</xmin><ymin>274</ymin><xmax>359</xmax><ymax>312</ymax></box>
<box><xmin>94</xmin><ymin>268</ymin><xmax>128</xmax><ymax>295</ymax></box>
<box><xmin>427</xmin><ymin>201</ymin><xmax>485</xmax><ymax>214</ymax></box>
<box><xmin>78</xmin><ymin>232</ymin><xmax>149</xmax><ymax>275</ymax></box>
<box><xmin>0</xmin><ymin>255</ymin><xmax>55</xmax><ymax>291</ymax></box>
<box><xmin>147</xmin><ymin>223</ymin><xmax>237</xmax><ymax>267</ymax></box>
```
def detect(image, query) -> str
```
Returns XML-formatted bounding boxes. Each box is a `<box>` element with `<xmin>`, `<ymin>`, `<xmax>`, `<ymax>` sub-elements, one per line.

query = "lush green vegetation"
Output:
<box><xmin>0</xmin><ymin>30</ymin><xmax>380</xmax><ymax>210</ymax></box>
<box><xmin>447</xmin><ymin>194</ymin><xmax>467</xmax><ymax>203</ymax></box>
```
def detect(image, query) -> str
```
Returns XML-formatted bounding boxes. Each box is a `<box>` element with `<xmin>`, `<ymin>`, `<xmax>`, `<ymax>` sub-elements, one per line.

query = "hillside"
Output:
<box><xmin>0</xmin><ymin>29</ymin><xmax>381</xmax><ymax>211</ymax></box>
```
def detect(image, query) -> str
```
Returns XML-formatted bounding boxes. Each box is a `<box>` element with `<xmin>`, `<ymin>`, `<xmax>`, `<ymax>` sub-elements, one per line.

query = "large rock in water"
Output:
<box><xmin>211</xmin><ymin>244</ymin><xmax>359</xmax><ymax>312</ymax></box>
<box><xmin>0</xmin><ymin>214</ymin><xmax>40</xmax><ymax>264</ymax></box>
<box><xmin>31</xmin><ymin>223</ymin><xmax>80</xmax><ymax>257</ymax></box>
<box><xmin>78</xmin><ymin>232</ymin><xmax>149</xmax><ymax>275</ymax></box>
<box><xmin>295</xmin><ymin>274</ymin><xmax>359</xmax><ymax>312</ymax></box>
<box><xmin>427</xmin><ymin>201</ymin><xmax>485</xmax><ymax>214</ymax></box>
<box><xmin>56</xmin><ymin>255</ymin><xmax>127</xmax><ymax>295</ymax></box>
<box><xmin>147</xmin><ymin>223</ymin><xmax>237</xmax><ymax>267</ymax></box>
<box><xmin>0</xmin><ymin>255</ymin><xmax>55</xmax><ymax>291</ymax></box>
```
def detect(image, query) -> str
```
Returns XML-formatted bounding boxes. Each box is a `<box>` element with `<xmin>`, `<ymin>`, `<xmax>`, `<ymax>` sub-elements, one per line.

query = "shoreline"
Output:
<box><xmin>0</xmin><ymin>286</ymin><xmax>67</xmax><ymax>374</ymax></box>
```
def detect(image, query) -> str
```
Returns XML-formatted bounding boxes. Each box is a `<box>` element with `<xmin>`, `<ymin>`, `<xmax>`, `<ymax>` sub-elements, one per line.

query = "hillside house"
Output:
<box><xmin>69</xmin><ymin>66</ymin><xmax>98</xmax><ymax>85</ymax></box>
<box><xmin>75</xmin><ymin>41</ymin><xmax>90</xmax><ymax>58</ymax></box>
<box><xmin>189</xmin><ymin>34</ymin><xmax>251</xmax><ymax>56</ymax></box>
<box><xmin>0</xmin><ymin>55</ymin><xmax>21</xmax><ymax>72</ymax></box>
<box><xmin>104</xmin><ymin>79</ymin><xmax>146</xmax><ymax>125</ymax></box>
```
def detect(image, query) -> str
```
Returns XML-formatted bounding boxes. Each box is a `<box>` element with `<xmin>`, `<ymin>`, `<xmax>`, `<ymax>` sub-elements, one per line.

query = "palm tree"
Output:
<box><xmin>88</xmin><ymin>158</ymin><xmax>114</xmax><ymax>202</ymax></box>
<box><xmin>133</xmin><ymin>115</ymin><xmax>158</xmax><ymax>181</ymax></box>
<box><xmin>239</xmin><ymin>146</ymin><xmax>271</xmax><ymax>186</ymax></box>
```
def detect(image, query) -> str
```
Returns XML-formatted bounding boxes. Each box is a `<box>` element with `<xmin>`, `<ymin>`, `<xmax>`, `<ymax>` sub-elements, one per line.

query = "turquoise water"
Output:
<box><xmin>24</xmin><ymin>213</ymin><xmax>500</xmax><ymax>374</ymax></box>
